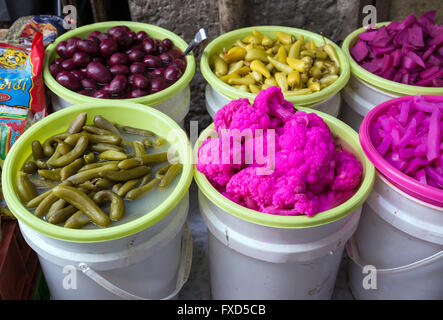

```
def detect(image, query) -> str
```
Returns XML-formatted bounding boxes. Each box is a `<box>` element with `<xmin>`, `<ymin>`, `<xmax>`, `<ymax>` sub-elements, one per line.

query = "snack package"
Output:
<box><xmin>0</xmin><ymin>32</ymin><xmax>47</xmax><ymax>160</ymax></box>
<box><xmin>3</xmin><ymin>15</ymin><xmax>65</xmax><ymax>47</ymax></box>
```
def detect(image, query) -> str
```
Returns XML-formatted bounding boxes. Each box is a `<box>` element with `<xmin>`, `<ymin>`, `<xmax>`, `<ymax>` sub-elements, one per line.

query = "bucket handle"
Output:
<box><xmin>346</xmin><ymin>236</ymin><xmax>443</xmax><ymax>274</ymax></box>
<box><xmin>78</xmin><ymin>222</ymin><xmax>193</xmax><ymax>300</ymax></box>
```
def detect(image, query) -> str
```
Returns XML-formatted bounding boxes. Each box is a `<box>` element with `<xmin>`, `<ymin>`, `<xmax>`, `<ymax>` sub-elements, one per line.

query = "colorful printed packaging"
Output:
<box><xmin>0</xmin><ymin>32</ymin><xmax>47</xmax><ymax>159</ymax></box>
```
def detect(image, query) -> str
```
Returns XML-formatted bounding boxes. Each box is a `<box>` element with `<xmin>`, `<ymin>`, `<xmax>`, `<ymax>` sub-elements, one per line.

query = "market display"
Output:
<box><xmin>369</xmin><ymin>95</ymin><xmax>442</xmax><ymax>189</ymax></box>
<box><xmin>50</xmin><ymin>25</ymin><xmax>187</xmax><ymax>98</ymax></box>
<box><xmin>197</xmin><ymin>87</ymin><xmax>363</xmax><ymax>216</ymax></box>
<box><xmin>17</xmin><ymin>112</ymin><xmax>182</xmax><ymax>229</ymax></box>
<box><xmin>211</xmin><ymin>29</ymin><xmax>341</xmax><ymax>95</ymax></box>
<box><xmin>350</xmin><ymin>11</ymin><xmax>443</xmax><ymax>87</ymax></box>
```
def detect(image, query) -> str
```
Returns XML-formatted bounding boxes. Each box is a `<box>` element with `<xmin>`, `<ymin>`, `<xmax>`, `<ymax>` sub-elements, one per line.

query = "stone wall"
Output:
<box><xmin>127</xmin><ymin>0</ymin><xmax>439</xmax><ymax>130</ymax></box>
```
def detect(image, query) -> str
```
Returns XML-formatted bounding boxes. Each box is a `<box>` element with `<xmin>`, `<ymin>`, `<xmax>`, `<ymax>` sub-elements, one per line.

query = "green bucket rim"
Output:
<box><xmin>200</xmin><ymin>25</ymin><xmax>351</xmax><ymax>106</ymax></box>
<box><xmin>342</xmin><ymin>22</ymin><xmax>443</xmax><ymax>96</ymax></box>
<box><xmin>193</xmin><ymin>107</ymin><xmax>375</xmax><ymax>229</ymax></box>
<box><xmin>2</xmin><ymin>101</ymin><xmax>194</xmax><ymax>243</ymax></box>
<box><xmin>43</xmin><ymin>21</ymin><xmax>196</xmax><ymax>106</ymax></box>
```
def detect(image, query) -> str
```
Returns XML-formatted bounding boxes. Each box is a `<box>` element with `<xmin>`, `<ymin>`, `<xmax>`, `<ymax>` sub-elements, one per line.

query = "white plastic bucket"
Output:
<box><xmin>340</xmin><ymin>75</ymin><xmax>400</xmax><ymax>131</ymax></box>
<box><xmin>347</xmin><ymin>173</ymin><xmax>443</xmax><ymax>300</ymax></box>
<box><xmin>199</xmin><ymin>190</ymin><xmax>361</xmax><ymax>300</ymax></box>
<box><xmin>20</xmin><ymin>193</ymin><xmax>192</xmax><ymax>300</ymax></box>
<box><xmin>193</xmin><ymin>108</ymin><xmax>375</xmax><ymax>300</ymax></box>
<box><xmin>205</xmin><ymin>84</ymin><xmax>341</xmax><ymax>119</ymax></box>
<box><xmin>50</xmin><ymin>85</ymin><xmax>191</xmax><ymax>127</ymax></box>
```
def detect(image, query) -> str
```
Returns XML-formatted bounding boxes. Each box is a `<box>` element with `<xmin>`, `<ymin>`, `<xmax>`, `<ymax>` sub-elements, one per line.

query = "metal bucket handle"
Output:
<box><xmin>346</xmin><ymin>236</ymin><xmax>443</xmax><ymax>274</ymax></box>
<box><xmin>78</xmin><ymin>222</ymin><xmax>193</xmax><ymax>300</ymax></box>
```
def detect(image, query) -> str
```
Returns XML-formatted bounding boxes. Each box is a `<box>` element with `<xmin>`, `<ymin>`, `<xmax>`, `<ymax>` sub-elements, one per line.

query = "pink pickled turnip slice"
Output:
<box><xmin>427</xmin><ymin>107</ymin><xmax>441</xmax><ymax>162</ymax></box>
<box><xmin>420</xmin><ymin>66</ymin><xmax>439</xmax><ymax>80</ymax></box>
<box><xmin>399</xmin><ymin>148</ymin><xmax>415</xmax><ymax>159</ymax></box>
<box><xmin>415</xmin><ymin>69</ymin><xmax>443</xmax><ymax>87</ymax></box>
<box><xmin>392</xmin><ymin>49</ymin><xmax>402</xmax><ymax>67</ymax></box>
<box><xmin>412</xmin><ymin>96</ymin><xmax>443</xmax><ymax>113</ymax></box>
<box><xmin>405</xmin><ymin>51</ymin><xmax>426</xmax><ymax>68</ymax></box>
<box><xmin>417</xmin><ymin>10</ymin><xmax>436</xmax><ymax>25</ymax></box>
<box><xmin>408</xmin><ymin>24</ymin><xmax>424</xmax><ymax>47</ymax></box>
<box><xmin>429</xmin><ymin>33</ymin><xmax>443</xmax><ymax>46</ymax></box>
<box><xmin>415</xmin><ymin>169</ymin><xmax>427</xmax><ymax>185</ymax></box>
<box><xmin>422</xmin><ymin>45</ymin><xmax>437</xmax><ymax>60</ymax></box>
<box><xmin>415</xmin><ymin>143</ymin><xmax>427</xmax><ymax>157</ymax></box>
<box><xmin>433</xmin><ymin>78</ymin><xmax>443</xmax><ymax>87</ymax></box>
<box><xmin>405</xmin><ymin>157</ymin><xmax>429</xmax><ymax>176</ymax></box>
<box><xmin>377</xmin><ymin>134</ymin><xmax>392</xmax><ymax>156</ymax></box>
<box><xmin>440</xmin><ymin>142</ymin><xmax>443</xmax><ymax>151</ymax></box>
<box><xmin>398</xmin><ymin>13</ymin><xmax>416</xmax><ymax>30</ymax></box>
<box><xmin>398</xmin><ymin>101</ymin><xmax>410</xmax><ymax>125</ymax></box>
<box><xmin>425</xmin><ymin>166</ymin><xmax>443</xmax><ymax>187</ymax></box>
<box><xmin>397</xmin><ymin>117</ymin><xmax>417</xmax><ymax>149</ymax></box>
<box><xmin>358</xmin><ymin>30</ymin><xmax>378</xmax><ymax>41</ymax></box>
<box><xmin>386</xmin><ymin>152</ymin><xmax>408</xmax><ymax>171</ymax></box>
<box><xmin>372</xmin><ymin>45</ymin><xmax>395</xmax><ymax>56</ymax></box>
<box><xmin>350</xmin><ymin>39</ymin><xmax>369</xmax><ymax>62</ymax></box>
<box><xmin>370</xmin><ymin>26</ymin><xmax>392</xmax><ymax>47</ymax></box>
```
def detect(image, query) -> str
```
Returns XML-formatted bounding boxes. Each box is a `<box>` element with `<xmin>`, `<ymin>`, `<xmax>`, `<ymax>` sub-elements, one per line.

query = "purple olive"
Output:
<box><xmin>92</xmin><ymin>56</ymin><xmax>106</xmax><ymax>65</ymax></box>
<box><xmin>89</xmin><ymin>30</ymin><xmax>102</xmax><ymax>39</ymax></box>
<box><xmin>66</xmin><ymin>37</ymin><xmax>80</xmax><ymax>57</ymax></box>
<box><xmin>49</xmin><ymin>63</ymin><xmax>63</xmax><ymax>77</ymax></box>
<box><xmin>143</xmin><ymin>55</ymin><xmax>161</xmax><ymax>68</ymax></box>
<box><xmin>108</xmin><ymin>26</ymin><xmax>130</xmax><ymax>37</ymax></box>
<box><xmin>97</xmin><ymin>33</ymin><xmax>110</xmax><ymax>42</ymax></box>
<box><xmin>128</xmin><ymin>31</ymin><xmax>136</xmax><ymax>42</ymax></box>
<box><xmin>159</xmin><ymin>53</ymin><xmax>173</xmax><ymax>66</ymax></box>
<box><xmin>171</xmin><ymin>58</ymin><xmax>186</xmax><ymax>72</ymax></box>
<box><xmin>110</xmin><ymin>64</ymin><xmax>130</xmax><ymax>75</ymax></box>
<box><xmin>150</xmin><ymin>77</ymin><xmax>166</xmax><ymax>93</ymax></box>
<box><xmin>56</xmin><ymin>41</ymin><xmax>68</xmax><ymax>58</ymax></box>
<box><xmin>71</xmin><ymin>69</ymin><xmax>86</xmax><ymax>80</ymax></box>
<box><xmin>99</xmin><ymin>38</ymin><xmax>118</xmax><ymax>57</ymax></box>
<box><xmin>164</xmin><ymin>65</ymin><xmax>182</xmax><ymax>82</ymax></box>
<box><xmin>107</xmin><ymin>74</ymin><xmax>128</xmax><ymax>93</ymax></box>
<box><xmin>111</xmin><ymin>28</ymin><xmax>132</xmax><ymax>48</ymax></box>
<box><xmin>72</xmin><ymin>51</ymin><xmax>92</xmax><ymax>67</ymax></box>
<box><xmin>93</xmin><ymin>90</ymin><xmax>110</xmax><ymax>99</ymax></box>
<box><xmin>87</xmin><ymin>36</ymin><xmax>100</xmax><ymax>45</ymax></box>
<box><xmin>130</xmin><ymin>89</ymin><xmax>148</xmax><ymax>98</ymax></box>
<box><xmin>136</xmin><ymin>31</ymin><xmax>148</xmax><ymax>42</ymax></box>
<box><xmin>168</xmin><ymin>49</ymin><xmax>183</xmax><ymax>59</ymax></box>
<box><xmin>126</xmin><ymin>44</ymin><xmax>142</xmax><ymax>54</ymax></box>
<box><xmin>54</xmin><ymin>57</ymin><xmax>64</xmax><ymax>65</ymax></box>
<box><xmin>81</xmin><ymin>78</ymin><xmax>97</xmax><ymax>90</ymax></box>
<box><xmin>109</xmin><ymin>52</ymin><xmax>129</xmax><ymax>66</ymax></box>
<box><xmin>157</xmin><ymin>44</ymin><xmax>167</xmax><ymax>54</ymax></box>
<box><xmin>129</xmin><ymin>62</ymin><xmax>146</xmax><ymax>74</ymax></box>
<box><xmin>150</xmin><ymin>67</ymin><xmax>164</xmax><ymax>78</ymax></box>
<box><xmin>77</xmin><ymin>89</ymin><xmax>93</xmax><ymax>96</ymax></box>
<box><xmin>162</xmin><ymin>38</ymin><xmax>173</xmax><ymax>49</ymax></box>
<box><xmin>80</xmin><ymin>67</ymin><xmax>88</xmax><ymax>74</ymax></box>
<box><xmin>86</xmin><ymin>61</ymin><xmax>112</xmax><ymax>83</ymax></box>
<box><xmin>127</xmin><ymin>49</ymin><xmax>144</xmax><ymax>62</ymax></box>
<box><xmin>56</xmin><ymin>71</ymin><xmax>81</xmax><ymax>91</ymax></box>
<box><xmin>132</xmin><ymin>74</ymin><xmax>149</xmax><ymax>89</ymax></box>
<box><xmin>77</xmin><ymin>39</ymin><xmax>99</xmax><ymax>56</ymax></box>
<box><xmin>142</xmin><ymin>38</ymin><xmax>156</xmax><ymax>54</ymax></box>
<box><xmin>61</xmin><ymin>58</ymin><xmax>76</xmax><ymax>71</ymax></box>
<box><xmin>128</xmin><ymin>73</ymin><xmax>136</xmax><ymax>86</ymax></box>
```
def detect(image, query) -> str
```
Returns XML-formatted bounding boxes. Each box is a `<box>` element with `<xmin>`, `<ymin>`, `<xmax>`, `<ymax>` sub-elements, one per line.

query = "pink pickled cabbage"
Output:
<box><xmin>197</xmin><ymin>87</ymin><xmax>363</xmax><ymax>217</ymax></box>
<box><xmin>371</xmin><ymin>96</ymin><xmax>443</xmax><ymax>189</ymax></box>
<box><xmin>350</xmin><ymin>11</ymin><xmax>443</xmax><ymax>87</ymax></box>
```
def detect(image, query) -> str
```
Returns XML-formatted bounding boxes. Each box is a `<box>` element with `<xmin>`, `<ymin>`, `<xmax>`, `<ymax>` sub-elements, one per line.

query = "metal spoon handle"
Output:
<box><xmin>182</xmin><ymin>28</ymin><xmax>208</xmax><ymax>56</ymax></box>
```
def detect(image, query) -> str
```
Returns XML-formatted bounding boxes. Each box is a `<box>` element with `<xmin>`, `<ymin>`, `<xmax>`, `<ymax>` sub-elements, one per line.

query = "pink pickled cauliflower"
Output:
<box><xmin>197</xmin><ymin>87</ymin><xmax>363</xmax><ymax>217</ymax></box>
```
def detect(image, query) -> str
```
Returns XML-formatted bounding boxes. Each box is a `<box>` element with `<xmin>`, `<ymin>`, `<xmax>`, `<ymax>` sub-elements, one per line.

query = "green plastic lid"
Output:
<box><xmin>194</xmin><ymin>107</ymin><xmax>375</xmax><ymax>229</ymax></box>
<box><xmin>200</xmin><ymin>25</ymin><xmax>351</xmax><ymax>106</ymax></box>
<box><xmin>342</xmin><ymin>22</ymin><xmax>443</xmax><ymax>96</ymax></box>
<box><xmin>43</xmin><ymin>21</ymin><xmax>195</xmax><ymax>106</ymax></box>
<box><xmin>2</xmin><ymin>101</ymin><xmax>193</xmax><ymax>243</ymax></box>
